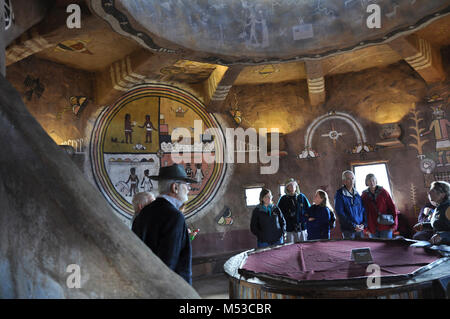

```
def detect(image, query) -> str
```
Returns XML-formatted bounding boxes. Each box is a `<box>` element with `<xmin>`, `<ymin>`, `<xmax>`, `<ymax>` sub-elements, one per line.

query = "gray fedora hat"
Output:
<box><xmin>150</xmin><ymin>164</ymin><xmax>196</xmax><ymax>183</ymax></box>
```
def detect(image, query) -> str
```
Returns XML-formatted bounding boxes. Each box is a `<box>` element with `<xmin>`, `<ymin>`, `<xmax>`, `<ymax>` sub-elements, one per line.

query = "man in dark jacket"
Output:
<box><xmin>132</xmin><ymin>164</ymin><xmax>196</xmax><ymax>285</ymax></box>
<box><xmin>334</xmin><ymin>170</ymin><xmax>367</xmax><ymax>239</ymax></box>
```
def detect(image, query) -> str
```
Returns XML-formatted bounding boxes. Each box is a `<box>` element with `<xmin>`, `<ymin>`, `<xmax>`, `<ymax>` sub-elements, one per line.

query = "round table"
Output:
<box><xmin>224</xmin><ymin>238</ymin><xmax>449</xmax><ymax>299</ymax></box>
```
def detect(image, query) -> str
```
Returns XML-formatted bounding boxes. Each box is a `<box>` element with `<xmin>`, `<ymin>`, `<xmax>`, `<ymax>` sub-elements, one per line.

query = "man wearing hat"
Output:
<box><xmin>132</xmin><ymin>164</ymin><xmax>196</xmax><ymax>285</ymax></box>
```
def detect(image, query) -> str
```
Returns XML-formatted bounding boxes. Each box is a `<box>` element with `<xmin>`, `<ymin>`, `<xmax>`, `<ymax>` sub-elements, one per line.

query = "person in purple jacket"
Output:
<box><xmin>306</xmin><ymin>190</ymin><xmax>336</xmax><ymax>240</ymax></box>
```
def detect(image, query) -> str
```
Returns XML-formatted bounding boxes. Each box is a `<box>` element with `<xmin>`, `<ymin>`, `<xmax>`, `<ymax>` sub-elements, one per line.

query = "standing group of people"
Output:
<box><xmin>128</xmin><ymin>164</ymin><xmax>450</xmax><ymax>287</ymax></box>
<box><xmin>250</xmin><ymin>170</ymin><xmax>400</xmax><ymax>248</ymax></box>
<box><xmin>337</xmin><ymin>170</ymin><xmax>398</xmax><ymax>240</ymax></box>
<box><xmin>250</xmin><ymin>178</ymin><xmax>337</xmax><ymax>248</ymax></box>
<box><xmin>250</xmin><ymin>170</ymin><xmax>450</xmax><ymax>248</ymax></box>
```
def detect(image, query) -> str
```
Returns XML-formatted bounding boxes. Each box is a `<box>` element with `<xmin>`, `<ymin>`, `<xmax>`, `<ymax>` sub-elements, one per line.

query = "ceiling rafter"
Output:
<box><xmin>204</xmin><ymin>65</ymin><xmax>245</xmax><ymax>113</ymax></box>
<box><xmin>305</xmin><ymin>60</ymin><xmax>326</xmax><ymax>107</ymax></box>
<box><xmin>94</xmin><ymin>48</ymin><xmax>180</xmax><ymax>105</ymax></box>
<box><xmin>389</xmin><ymin>35</ymin><xmax>446</xmax><ymax>83</ymax></box>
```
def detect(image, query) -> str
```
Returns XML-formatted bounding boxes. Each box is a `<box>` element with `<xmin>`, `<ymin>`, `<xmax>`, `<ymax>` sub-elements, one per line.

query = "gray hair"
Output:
<box><xmin>430</xmin><ymin>181</ymin><xmax>450</xmax><ymax>201</ymax></box>
<box><xmin>131</xmin><ymin>191</ymin><xmax>155</xmax><ymax>213</ymax></box>
<box><xmin>342</xmin><ymin>170</ymin><xmax>354</xmax><ymax>181</ymax></box>
<box><xmin>285</xmin><ymin>178</ymin><xmax>300</xmax><ymax>194</ymax></box>
<box><xmin>365</xmin><ymin>173</ymin><xmax>376</xmax><ymax>186</ymax></box>
<box><xmin>158</xmin><ymin>179</ymin><xmax>178</xmax><ymax>195</ymax></box>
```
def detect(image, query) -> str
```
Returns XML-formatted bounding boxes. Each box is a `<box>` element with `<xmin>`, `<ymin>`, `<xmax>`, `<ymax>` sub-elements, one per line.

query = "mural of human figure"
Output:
<box><xmin>124</xmin><ymin>113</ymin><xmax>133</xmax><ymax>144</ymax></box>
<box><xmin>243</xmin><ymin>7</ymin><xmax>269</xmax><ymax>49</ymax></box>
<box><xmin>141</xmin><ymin>169</ymin><xmax>153</xmax><ymax>192</ymax></box>
<box><xmin>185</xmin><ymin>163</ymin><xmax>193</xmax><ymax>178</ymax></box>
<box><xmin>421</xmin><ymin>105</ymin><xmax>450</xmax><ymax>166</ymax></box>
<box><xmin>194</xmin><ymin>164</ymin><xmax>204</xmax><ymax>185</ymax></box>
<box><xmin>126</xmin><ymin>167</ymin><xmax>139</xmax><ymax>197</ymax></box>
<box><xmin>139</xmin><ymin>114</ymin><xmax>157</xmax><ymax>143</ymax></box>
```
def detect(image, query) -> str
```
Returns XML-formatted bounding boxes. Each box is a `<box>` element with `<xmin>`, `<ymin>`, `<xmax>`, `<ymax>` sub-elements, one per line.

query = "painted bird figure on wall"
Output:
<box><xmin>24</xmin><ymin>75</ymin><xmax>45</xmax><ymax>101</ymax></box>
<box><xmin>70</xmin><ymin>96</ymin><xmax>88</xmax><ymax>118</ymax></box>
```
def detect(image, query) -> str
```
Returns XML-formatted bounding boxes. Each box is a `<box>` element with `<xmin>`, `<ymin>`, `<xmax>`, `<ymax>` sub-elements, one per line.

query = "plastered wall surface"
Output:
<box><xmin>6</xmin><ymin>53</ymin><xmax>450</xmax><ymax>258</ymax></box>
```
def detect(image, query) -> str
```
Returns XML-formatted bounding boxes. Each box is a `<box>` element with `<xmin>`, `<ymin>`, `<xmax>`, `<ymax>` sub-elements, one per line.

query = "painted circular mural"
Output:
<box><xmin>90</xmin><ymin>83</ymin><xmax>227</xmax><ymax>220</ymax></box>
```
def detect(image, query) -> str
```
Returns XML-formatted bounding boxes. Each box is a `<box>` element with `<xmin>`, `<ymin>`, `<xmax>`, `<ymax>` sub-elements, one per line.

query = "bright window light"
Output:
<box><xmin>245</xmin><ymin>187</ymin><xmax>262</xmax><ymax>206</ymax></box>
<box><xmin>353</xmin><ymin>163</ymin><xmax>392</xmax><ymax>196</ymax></box>
<box><xmin>279</xmin><ymin>185</ymin><xmax>285</xmax><ymax>196</ymax></box>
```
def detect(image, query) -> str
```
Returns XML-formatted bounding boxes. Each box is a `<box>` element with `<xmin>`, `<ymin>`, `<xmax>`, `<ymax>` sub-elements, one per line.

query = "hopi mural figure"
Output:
<box><xmin>90</xmin><ymin>84</ymin><xmax>227</xmax><ymax>220</ymax></box>
<box><xmin>421</xmin><ymin>102</ymin><xmax>450</xmax><ymax>167</ymax></box>
<box><xmin>409</xmin><ymin>97</ymin><xmax>450</xmax><ymax>187</ymax></box>
<box><xmin>124</xmin><ymin>113</ymin><xmax>135</xmax><ymax>144</ymax></box>
<box><xmin>240</xmin><ymin>4</ymin><xmax>269</xmax><ymax>49</ymax></box>
<box><xmin>139</xmin><ymin>114</ymin><xmax>157</xmax><ymax>143</ymax></box>
<box><xmin>125</xmin><ymin>167</ymin><xmax>139</xmax><ymax>197</ymax></box>
<box><xmin>141</xmin><ymin>169</ymin><xmax>154</xmax><ymax>192</ymax></box>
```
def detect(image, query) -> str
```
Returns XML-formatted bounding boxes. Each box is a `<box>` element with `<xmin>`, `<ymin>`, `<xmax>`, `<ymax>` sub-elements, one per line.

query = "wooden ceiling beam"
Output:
<box><xmin>388</xmin><ymin>35</ymin><xmax>446</xmax><ymax>83</ymax></box>
<box><xmin>204</xmin><ymin>65</ymin><xmax>244</xmax><ymax>113</ymax></box>
<box><xmin>305</xmin><ymin>60</ymin><xmax>326</xmax><ymax>107</ymax></box>
<box><xmin>5</xmin><ymin>5</ymin><xmax>104</xmax><ymax>66</ymax></box>
<box><xmin>94</xmin><ymin>48</ymin><xmax>179</xmax><ymax>105</ymax></box>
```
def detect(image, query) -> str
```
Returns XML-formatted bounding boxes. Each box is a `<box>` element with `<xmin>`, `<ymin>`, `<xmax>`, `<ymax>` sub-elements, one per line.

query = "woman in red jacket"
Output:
<box><xmin>361</xmin><ymin>174</ymin><xmax>398</xmax><ymax>239</ymax></box>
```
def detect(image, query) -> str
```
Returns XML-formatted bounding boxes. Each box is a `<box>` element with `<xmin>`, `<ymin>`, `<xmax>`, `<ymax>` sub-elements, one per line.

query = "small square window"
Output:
<box><xmin>279</xmin><ymin>185</ymin><xmax>285</xmax><ymax>196</ymax></box>
<box><xmin>245</xmin><ymin>187</ymin><xmax>262</xmax><ymax>206</ymax></box>
<box><xmin>353</xmin><ymin>163</ymin><xmax>392</xmax><ymax>196</ymax></box>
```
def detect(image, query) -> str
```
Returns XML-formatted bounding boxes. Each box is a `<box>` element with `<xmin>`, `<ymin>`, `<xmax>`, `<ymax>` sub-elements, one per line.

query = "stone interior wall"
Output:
<box><xmin>5</xmin><ymin>49</ymin><xmax>450</xmax><ymax>262</ymax></box>
<box><xmin>191</xmin><ymin>50</ymin><xmax>450</xmax><ymax>258</ymax></box>
<box><xmin>6</xmin><ymin>56</ymin><xmax>95</xmax><ymax>147</ymax></box>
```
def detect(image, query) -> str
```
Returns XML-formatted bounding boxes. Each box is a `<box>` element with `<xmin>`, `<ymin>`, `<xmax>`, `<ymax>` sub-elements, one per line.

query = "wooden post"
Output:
<box><xmin>305</xmin><ymin>60</ymin><xmax>326</xmax><ymax>106</ymax></box>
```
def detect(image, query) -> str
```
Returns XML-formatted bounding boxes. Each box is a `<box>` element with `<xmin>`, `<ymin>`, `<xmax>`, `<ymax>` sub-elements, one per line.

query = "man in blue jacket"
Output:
<box><xmin>132</xmin><ymin>164</ymin><xmax>196</xmax><ymax>284</ymax></box>
<box><xmin>334</xmin><ymin>170</ymin><xmax>367</xmax><ymax>239</ymax></box>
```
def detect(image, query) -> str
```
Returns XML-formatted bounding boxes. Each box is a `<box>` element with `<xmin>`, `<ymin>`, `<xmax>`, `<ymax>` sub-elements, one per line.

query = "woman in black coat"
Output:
<box><xmin>250</xmin><ymin>188</ymin><xmax>286</xmax><ymax>248</ymax></box>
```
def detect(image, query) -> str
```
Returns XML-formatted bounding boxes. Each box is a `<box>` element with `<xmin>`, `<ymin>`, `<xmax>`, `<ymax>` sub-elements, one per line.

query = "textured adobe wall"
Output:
<box><xmin>6</xmin><ymin>52</ymin><xmax>449</xmax><ymax>262</ymax></box>
<box><xmin>6</xmin><ymin>56</ymin><xmax>95</xmax><ymax>146</ymax></box>
<box><xmin>192</xmin><ymin>58</ymin><xmax>449</xmax><ymax>253</ymax></box>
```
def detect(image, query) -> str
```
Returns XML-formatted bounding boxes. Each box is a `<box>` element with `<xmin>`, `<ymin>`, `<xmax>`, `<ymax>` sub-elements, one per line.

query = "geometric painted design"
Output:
<box><xmin>405</xmin><ymin>38</ymin><xmax>432</xmax><ymax>71</ymax></box>
<box><xmin>299</xmin><ymin>111</ymin><xmax>372</xmax><ymax>159</ymax></box>
<box><xmin>90</xmin><ymin>83</ymin><xmax>227</xmax><ymax>220</ymax></box>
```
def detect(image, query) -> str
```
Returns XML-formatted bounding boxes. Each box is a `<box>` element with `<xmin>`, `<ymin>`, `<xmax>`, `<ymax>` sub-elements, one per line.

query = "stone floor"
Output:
<box><xmin>192</xmin><ymin>273</ymin><xmax>229</xmax><ymax>299</ymax></box>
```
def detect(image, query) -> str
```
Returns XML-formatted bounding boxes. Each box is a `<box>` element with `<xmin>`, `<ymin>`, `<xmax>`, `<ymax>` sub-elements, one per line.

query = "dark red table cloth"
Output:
<box><xmin>241</xmin><ymin>240</ymin><xmax>441</xmax><ymax>281</ymax></box>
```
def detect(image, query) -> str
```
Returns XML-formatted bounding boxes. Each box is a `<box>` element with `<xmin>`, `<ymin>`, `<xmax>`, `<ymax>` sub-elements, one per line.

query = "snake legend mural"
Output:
<box><xmin>90</xmin><ymin>84</ymin><xmax>227</xmax><ymax>220</ymax></box>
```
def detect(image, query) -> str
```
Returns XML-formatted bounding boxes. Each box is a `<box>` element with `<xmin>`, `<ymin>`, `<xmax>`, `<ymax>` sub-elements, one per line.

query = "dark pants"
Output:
<box><xmin>257</xmin><ymin>237</ymin><xmax>283</xmax><ymax>248</ymax></box>
<box><xmin>342</xmin><ymin>231</ymin><xmax>364</xmax><ymax>239</ymax></box>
